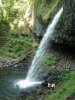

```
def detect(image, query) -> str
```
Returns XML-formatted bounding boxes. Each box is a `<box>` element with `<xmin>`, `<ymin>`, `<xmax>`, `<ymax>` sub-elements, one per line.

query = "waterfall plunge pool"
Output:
<box><xmin>0</xmin><ymin>68</ymin><xmax>42</xmax><ymax>100</ymax></box>
<box><xmin>15</xmin><ymin>79</ymin><xmax>42</xmax><ymax>89</ymax></box>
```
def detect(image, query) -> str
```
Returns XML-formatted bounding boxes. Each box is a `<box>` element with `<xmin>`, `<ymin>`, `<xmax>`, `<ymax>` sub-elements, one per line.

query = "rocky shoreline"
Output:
<box><xmin>0</xmin><ymin>52</ymin><xmax>34</xmax><ymax>69</ymax></box>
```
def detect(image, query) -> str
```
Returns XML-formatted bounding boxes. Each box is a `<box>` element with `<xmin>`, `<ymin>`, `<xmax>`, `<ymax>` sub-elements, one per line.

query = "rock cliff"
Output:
<box><xmin>31</xmin><ymin>0</ymin><xmax>75</xmax><ymax>46</ymax></box>
<box><xmin>53</xmin><ymin>0</ymin><xmax>75</xmax><ymax>46</ymax></box>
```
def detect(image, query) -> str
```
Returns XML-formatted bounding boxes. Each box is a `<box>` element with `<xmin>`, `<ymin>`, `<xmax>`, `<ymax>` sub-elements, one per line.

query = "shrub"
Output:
<box><xmin>43</xmin><ymin>53</ymin><xmax>60</xmax><ymax>66</ymax></box>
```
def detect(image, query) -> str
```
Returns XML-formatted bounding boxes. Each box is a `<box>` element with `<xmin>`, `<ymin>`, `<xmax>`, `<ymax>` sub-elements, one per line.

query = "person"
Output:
<box><xmin>47</xmin><ymin>83</ymin><xmax>51</xmax><ymax>90</ymax></box>
<box><xmin>51</xmin><ymin>83</ymin><xmax>55</xmax><ymax>90</ymax></box>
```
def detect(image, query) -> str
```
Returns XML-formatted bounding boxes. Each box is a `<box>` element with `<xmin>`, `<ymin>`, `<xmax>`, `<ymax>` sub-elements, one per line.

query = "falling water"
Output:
<box><xmin>16</xmin><ymin>7</ymin><xmax>63</xmax><ymax>88</ymax></box>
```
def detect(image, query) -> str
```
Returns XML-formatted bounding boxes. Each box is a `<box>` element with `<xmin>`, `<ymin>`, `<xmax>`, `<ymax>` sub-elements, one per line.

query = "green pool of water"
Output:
<box><xmin>0</xmin><ymin>68</ymin><xmax>27</xmax><ymax>100</ymax></box>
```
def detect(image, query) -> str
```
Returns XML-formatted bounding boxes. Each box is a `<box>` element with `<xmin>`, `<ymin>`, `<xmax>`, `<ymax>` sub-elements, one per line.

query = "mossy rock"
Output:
<box><xmin>37</xmin><ymin>88</ymin><xmax>43</xmax><ymax>95</ymax></box>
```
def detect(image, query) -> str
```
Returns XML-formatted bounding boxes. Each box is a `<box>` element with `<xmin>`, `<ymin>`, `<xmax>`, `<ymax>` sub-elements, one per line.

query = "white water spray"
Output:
<box><xmin>16</xmin><ymin>7</ymin><xmax>63</xmax><ymax>88</ymax></box>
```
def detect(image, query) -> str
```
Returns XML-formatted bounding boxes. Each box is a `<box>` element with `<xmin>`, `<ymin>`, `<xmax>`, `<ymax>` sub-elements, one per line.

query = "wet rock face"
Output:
<box><xmin>31</xmin><ymin>0</ymin><xmax>63</xmax><ymax>38</ymax></box>
<box><xmin>53</xmin><ymin>0</ymin><xmax>75</xmax><ymax>46</ymax></box>
<box><xmin>33</xmin><ymin>0</ymin><xmax>75</xmax><ymax>46</ymax></box>
<box><xmin>63</xmin><ymin>0</ymin><xmax>75</xmax><ymax>43</ymax></box>
<box><xmin>64</xmin><ymin>0</ymin><xmax>75</xmax><ymax>32</ymax></box>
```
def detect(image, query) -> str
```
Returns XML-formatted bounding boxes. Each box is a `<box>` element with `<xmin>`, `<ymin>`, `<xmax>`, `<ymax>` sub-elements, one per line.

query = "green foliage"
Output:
<box><xmin>0</xmin><ymin>0</ymin><xmax>63</xmax><ymax>59</ymax></box>
<box><xmin>2</xmin><ymin>0</ymin><xmax>18</xmax><ymax>22</ymax></box>
<box><xmin>35</xmin><ymin>0</ymin><xmax>63</xmax><ymax>21</ymax></box>
<box><xmin>59</xmin><ymin>70</ymin><xmax>71</xmax><ymax>82</ymax></box>
<box><xmin>10</xmin><ymin>28</ymin><xmax>19</xmax><ymax>38</ymax></box>
<box><xmin>45</xmin><ymin>71</ymin><xmax>75</xmax><ymax>100</ymax></box>
<box><xmin>0</xmin><ymin>19</ymin><xmax>10</xmax><ymax>36</ymax></box>
<box><xmin>0</xmin><ymin>36</ymin><xmax>36</xmax><ymax>58</ymax></box>
<box><xmin>43</xmin><ymin>53</ymin><xmax>60</xmax><ymax>66</ymax></box>
<box><xmin>7</xmin><ymin>8</ymin><xmax>18</xmax><ymax>21</ymax></box>
<box><xmin>0</xmin><ymin>0</ymin><xmax>38</xmax><ymax>58</ymax></box>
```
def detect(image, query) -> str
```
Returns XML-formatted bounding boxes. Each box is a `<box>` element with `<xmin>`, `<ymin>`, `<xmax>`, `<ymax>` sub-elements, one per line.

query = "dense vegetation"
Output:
<box><xmin>0</xmin><ymin>0</ymin><xmax>75</xmax><ymax>100</ymax></box>
<box><xmin>43</xmin><ymin>52</ymin><xmax>60</xmax><ymax>67</ymax></box>
<box><xmin>0</xmin><ymin>0</ymin><xmax>38</xmax><ymax>58</ymax></box>
<box><xmin>0</xmin><ymin>0</ymin><xmax>64</xmax><ymax>58</ymax></box>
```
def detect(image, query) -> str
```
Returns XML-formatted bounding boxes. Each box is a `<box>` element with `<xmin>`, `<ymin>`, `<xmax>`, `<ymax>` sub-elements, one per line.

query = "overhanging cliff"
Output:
<box><xmin>53</xmin><ymin>0</ymin><xmax>75</xmax><ymax>46</ymax></box>
<box><xmin>32</xmin><ymin>0</ymin><xmax>75</xmax><ymax>46</ymax></box>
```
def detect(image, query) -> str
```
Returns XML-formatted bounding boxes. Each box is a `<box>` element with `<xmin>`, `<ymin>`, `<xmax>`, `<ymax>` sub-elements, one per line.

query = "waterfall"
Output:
<box><xmin>16</xmin><ymin>7</ymin><xmax>63</xmax><ymax>89</ymax></box>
